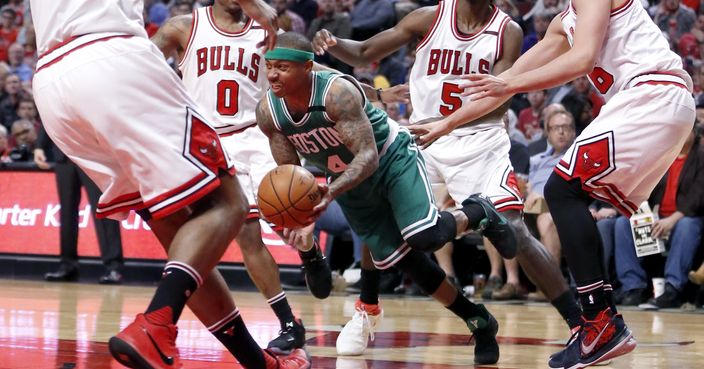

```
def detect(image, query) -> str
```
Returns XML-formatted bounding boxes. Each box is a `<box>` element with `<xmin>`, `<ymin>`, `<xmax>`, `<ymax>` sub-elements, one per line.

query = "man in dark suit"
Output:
<box><xmin>34</xmin><ymin>127</ymin><xmax>124</xmax><ymax>284</ymax></box>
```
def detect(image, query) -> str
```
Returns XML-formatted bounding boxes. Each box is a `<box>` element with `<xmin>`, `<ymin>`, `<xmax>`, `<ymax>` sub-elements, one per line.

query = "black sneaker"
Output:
<box><xmin>301</xmin><ymin>246</ymin><xmax>332</xmax><ymax>299</ymax></box>
<box><xmin>462</xmin><ymin>194</ymin><xmax>517</xmax><ymax>259</ymax></box>
<box><xmin>267</xmin><ymin>318</ymin><xmax>306</xmax><ymax>355</ymax></box>
<box><xmin>640</xmin><ymin>283</ymin><xmax>681</xmax><ymax>310</ymax></box>
<box><xmin>620</xmin><ymin>288</ymin><xmax>645</xmax><ymax>306</ymax></box>
<box><xmin>467</xmin><ymin>304</ymin><xmax>500</xmax><ymax>365</ymax></box>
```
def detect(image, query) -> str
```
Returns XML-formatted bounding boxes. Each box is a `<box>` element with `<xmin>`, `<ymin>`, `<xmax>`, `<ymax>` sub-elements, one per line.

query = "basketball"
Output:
<box><xmin>257</xmin><ymin>164</ymin><xmax>322</xmax><ymax>229</ymax></box>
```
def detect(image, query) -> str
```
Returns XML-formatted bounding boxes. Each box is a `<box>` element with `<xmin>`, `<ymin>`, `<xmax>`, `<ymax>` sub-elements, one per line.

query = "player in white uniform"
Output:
<box><xmin>151</xmin><ymin>0</ymin><xmax>326</xmax><ymax>354</ymax></box>
<box><xmin>411</xmin><ymin>0</ymin><xmax>695</xmax><ymax>368</ymax></box>
<box><xmin>312</xmin><ymin>0</ymin><xmax>582</xmax><ymax>356</ymax></box>
<box><xmin>30</xmin><ymin>0</ymin><xmax>311</xmax><ymax>368</ymax></box>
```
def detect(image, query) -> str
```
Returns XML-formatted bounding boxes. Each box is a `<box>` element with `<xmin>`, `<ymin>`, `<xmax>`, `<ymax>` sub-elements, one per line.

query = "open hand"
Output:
<box><xmin>381</xmin><ymin>83</ymin><xmax>410</xmax><ymax>104</ymax></box>
<box><xmin>312</xmin><ymin>29</ymin><xmax>337</xmax><ymax>55</ymax></box>
<box><xmin>407</xmin><ymin>117</ymin><xmax>451</xmax><ymax>149</ymax></box>
<box><xmin>240</xmin><ymin>0</ymin><xmax>278</xmax><ymax>51</ymax></box>
<box><xmin>459</xmin><ymin>74</ymin><xmax>511</xmax><ymax>100</ymax></box>
<box><xmin>283</xmin><ymin>223</ymin><xmax>315</xmax><ymax>250</ymax></box>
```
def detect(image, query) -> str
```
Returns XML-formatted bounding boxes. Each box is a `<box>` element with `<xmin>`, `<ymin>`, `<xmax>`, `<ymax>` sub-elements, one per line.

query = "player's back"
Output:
<box><xmin>560</xmin><ymin>0</ymin><xmax>691</xmax><ymax>102</ymax></box>
<box><xmin>30</xmin><ymin>0</ymin><xmax>147</xmax><ymax>56</ymax></box>
<box><xmin>179</xmin><ymin>6</ymin><xmax>269</xmax><ymax>135</ymax></box>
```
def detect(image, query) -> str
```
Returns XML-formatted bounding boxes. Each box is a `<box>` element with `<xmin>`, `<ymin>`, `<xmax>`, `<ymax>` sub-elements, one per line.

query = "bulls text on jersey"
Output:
<box><xmin>427</xmin><ymin>49</ymin><xmax>490</xmax><ymax>76</ymax></box>
<box><xmin>195</xmin><ymin>45</ymin><xmax>261</xmax><ymax>82</ymax></box>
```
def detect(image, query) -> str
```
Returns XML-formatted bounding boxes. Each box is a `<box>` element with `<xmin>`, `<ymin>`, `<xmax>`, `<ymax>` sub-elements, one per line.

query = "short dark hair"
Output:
<box><xmin>276</xmin><ymin>32</ymin><xmax>314</xmax><ymax>53</ymax></box>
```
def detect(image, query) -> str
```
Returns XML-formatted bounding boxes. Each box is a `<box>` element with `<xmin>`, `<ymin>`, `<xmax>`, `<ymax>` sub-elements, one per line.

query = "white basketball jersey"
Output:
<box><xmin>30</xmin><ymin>0</ymin><xmax>147</xmax><ymax>56</ymax></box>
<box><xmin>560</xmin><ymin>0</ymin><xmax>692</xmax><ymax>102</ymax></box>
<box><xmin>179</xmin><ymin>7</ymin><xmax>268</xmax><ymax>135</ymax></box>
<box><xmin>409</xmin><ymin>0</ymin><xmax>511</xmax><ymax>135</ymax></box>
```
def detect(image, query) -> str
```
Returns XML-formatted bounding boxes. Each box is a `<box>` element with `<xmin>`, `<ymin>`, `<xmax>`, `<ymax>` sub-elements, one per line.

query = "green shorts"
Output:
<box><xmin>336</xmin><ymin>131</ymin><xmax>439</xmax><ymax>269</ymax></box>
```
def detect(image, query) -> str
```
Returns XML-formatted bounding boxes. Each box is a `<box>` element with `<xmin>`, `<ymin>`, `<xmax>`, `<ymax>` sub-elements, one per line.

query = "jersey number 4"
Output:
<box><xmin>588</xmin><ymin>67</ymin><xmax>614</xmax><ymax>94</ymax></box>
<box><xmin>217</xmin><ymin>80</ymin><xmax>240</xmax><ymax>116</ymax></box>
<box><xmin>439</xmin><ymin>82</ymin><xmax>463</xmax><ymax>116</ymax></box>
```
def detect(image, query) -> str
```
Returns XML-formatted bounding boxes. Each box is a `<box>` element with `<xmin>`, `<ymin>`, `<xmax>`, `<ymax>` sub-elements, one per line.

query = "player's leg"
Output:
<box><xmin>545</xmin><ymin>84</ymin><xmax>693</xmax><ymax>368</ymax></box>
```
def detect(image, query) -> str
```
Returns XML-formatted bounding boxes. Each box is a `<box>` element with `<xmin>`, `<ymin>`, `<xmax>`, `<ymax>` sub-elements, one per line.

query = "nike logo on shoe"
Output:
<box><xmin>144</xmin><ymin>328</ymin><xmax>175</xmax><ymax>365</ymax></box>
<box><xmin>581</xmin><ymin>321</ymin><xmax>611</xmax><ymax>356</ymax></box>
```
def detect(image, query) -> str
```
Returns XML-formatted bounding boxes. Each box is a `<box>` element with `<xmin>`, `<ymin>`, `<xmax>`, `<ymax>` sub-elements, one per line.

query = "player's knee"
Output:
<box><xmin>405</xmin><ymin>211</ymin><xmax>457</xmax><ymax>252</ymax></box>
<box><xmin>406</xmin><ymin>231</ymin><xmax>447</xmax><ymax>253</ymax></box>
<box><xmin>236</xmin><ymin>219</ymin><xmax>265</xmax><ymax>251</ymax></box>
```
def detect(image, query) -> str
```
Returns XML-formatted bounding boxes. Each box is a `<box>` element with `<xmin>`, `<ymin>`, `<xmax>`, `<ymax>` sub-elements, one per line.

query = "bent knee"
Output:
<box><xmin>406</xmin><ymin>231</ymin><xmax>447</xmax><ymax>253</ymax></box>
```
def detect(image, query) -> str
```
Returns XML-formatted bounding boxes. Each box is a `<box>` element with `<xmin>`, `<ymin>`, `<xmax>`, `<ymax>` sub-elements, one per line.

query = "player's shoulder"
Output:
<box><xmin>162</xmin><ymin>13</ymin><xmax>194</xmax><ymax>33</ymax></box>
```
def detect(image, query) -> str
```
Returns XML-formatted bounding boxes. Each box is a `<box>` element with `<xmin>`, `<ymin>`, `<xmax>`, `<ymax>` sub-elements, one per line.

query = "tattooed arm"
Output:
<box><xmin>151</xmin><ymin>14</ymin><xmax>193</xmax><ymax>60</ymax></box>
<box><xmin>324</xmin><ymin>78</ymin><xmax>380</xmax><ymax>199</ymax></box>
<box><xmin>256</xmin><ymin>99</ymin><xmax>302</xmax><ymax>166</ymax></box>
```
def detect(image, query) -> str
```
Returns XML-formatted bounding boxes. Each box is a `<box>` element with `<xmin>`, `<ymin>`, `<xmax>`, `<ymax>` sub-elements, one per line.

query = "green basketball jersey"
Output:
<box><xmin>266</xmin><ymin>71</ymin><xmax>394</xmax><ymax>176</ymax></box>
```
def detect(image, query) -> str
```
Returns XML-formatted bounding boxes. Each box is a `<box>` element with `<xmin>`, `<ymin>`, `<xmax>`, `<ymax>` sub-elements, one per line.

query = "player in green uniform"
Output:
<box><xmin>256</xmin><ymin>32</ymin><xmax>517</xmax><ymax>365</ymax></box>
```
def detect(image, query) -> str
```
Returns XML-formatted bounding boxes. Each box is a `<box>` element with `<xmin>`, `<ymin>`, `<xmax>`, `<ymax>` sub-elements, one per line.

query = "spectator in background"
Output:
<box><xmin>275</xmin><ymin>0</ymin><xmax>306</xmax><ymax>34</ymax></box>
<box><xmin>0</xmin><ymin>7</ymin><xmax>18</xmax><ymax>62</ymax></box>
<box><xmin>349</xmin><ymin>0</ymin><xmax>396</xmax><ymax>41</ymax></box>
<box><xmin>335</xmin><ymin>0</ymin><xmax>355</xmax><ymax>15</ymax></box>
<box><xmin>653</xmin><ymin>0</ymin><xmax>697</xmax><ymax>46</ymax></box>
<box><xmin>524</xmin><ymin>111</ymin><xmax>577</xmax><ymax>277</ymax></box>
<box><xmin>170</xmin><ymin>0</ymin><xmax>194</xmax><ymax>17</ymax></box>
<box><xmin>7</xmin><ymin>43</ymin><xmax>32</xmax><ymax>82</ymax></box>
<box><xmin>289</xmin><ymin>0</ymin><xmax>319</xmax><ymax>29</ymax></box>
<box><xmin>307</xmin><ymin>0</ymin><xmax>352</xmax><ymax>73</ymax></box>
<box><xmin>145</xmin><ymin>2</ymin><xmax>169</xmax><ymax>37</ymax></box>
<box><xmin>561</xmin><ymin>92</ymin><xmax>593</xmax><ymax>134</ymax></box>
<box><xmin>9</xmin><ymin>118</ymin><xmax>36</xmax><ymax>161</ymax></box>
<box><xmin>34</xmin><ymin>127</ymin><xmax>125</xmax><ymax>284</ymax></box>
<box><xmin>521</xmin><ymin>10</ymin><xmax>553</xmax><ymax>54</ymax></box>
<box><xmin>16</xmin><ymin>96</ymin><xmax>39</xmax><ymax>131</ymax></box>
<box><xmin>0</xmin><ymin>74</ymin><xmax>24</xmax><ymax>129</ymax></box>
<box><xmin>517</xmin><ymin>89</ymin><xmax>547</xmax><ymax>143</ymax></box>
<box><xmin>0</xmin><ymin>124</ymin><xmax>10</xmax><ymax>162</ymax></box>
<box><xmin>527</xmin><ymin>102</ymin><xmax>566</xmax><ymax>156</ymax></box>
<box><xmin>614</xmin><ymin>125</ymin><xmax>704</xmax><ymax>308</ymax></box>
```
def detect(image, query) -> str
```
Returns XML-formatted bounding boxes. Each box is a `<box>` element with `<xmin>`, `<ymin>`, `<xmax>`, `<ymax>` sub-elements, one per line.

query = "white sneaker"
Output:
<box><xmin>336</xmin><ymin>301</ymin><xmax>383</xmax><ymax>356</ymax></box>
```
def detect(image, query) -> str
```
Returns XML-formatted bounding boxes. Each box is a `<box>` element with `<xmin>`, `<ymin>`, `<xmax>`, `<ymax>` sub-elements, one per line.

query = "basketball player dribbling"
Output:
<box><xmin>30</xmin><ymin>0</ymin><xmax>311</xmax><ymax>368</ymax></box>
<box><xmin>410</xmin><ymin>0</ymin><xmax>695</xmax><ymax>367</ymax></box>
<box><xmin>312</xmin><ymin>0</ymin><xmax>582</xmax><ymax>356</ymax></box>
<box><xmin>258</xmin><ymin>32</ymin><xmax>520</xmax><ymax>366</ymax></box>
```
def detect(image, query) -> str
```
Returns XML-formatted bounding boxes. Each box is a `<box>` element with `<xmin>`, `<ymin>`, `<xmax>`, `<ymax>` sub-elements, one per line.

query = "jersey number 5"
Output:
<box><xmin>588</xmin><ymin>67</ymin><xmax>614</xmax><ymax>94</ymax></box>
<box><xmin>217</xmin><ymin>80</ymin><xmax>239</xmax><ymax>116</ymax></box>
<box><xmin>439</xmin><ymin>82</ymin><xmax>463</xmax><ymax>116</ymax></box>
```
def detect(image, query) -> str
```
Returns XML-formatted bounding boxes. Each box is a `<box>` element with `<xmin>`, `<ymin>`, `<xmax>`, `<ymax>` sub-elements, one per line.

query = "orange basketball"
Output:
<box><xmin>257</xmin><ymin>164</ymin><xmax>322</xmax><ymax>229</ymax></box>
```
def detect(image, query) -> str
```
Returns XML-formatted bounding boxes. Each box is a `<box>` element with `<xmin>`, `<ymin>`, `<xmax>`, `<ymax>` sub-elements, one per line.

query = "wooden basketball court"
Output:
<box><xmin>0</xmin><ymin>279</ymin><xmax>701</xmax><ymax>368</ymax></box>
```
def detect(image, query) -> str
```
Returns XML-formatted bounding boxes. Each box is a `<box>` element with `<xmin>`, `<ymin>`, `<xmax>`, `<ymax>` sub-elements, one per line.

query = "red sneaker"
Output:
<box><xmin>109</xmin><ymin>313</ymin><xmax>181</xmax><ymax>369</ymax></box>
<box><xmin>265</xmin><ymin>348</ymin><xmax>312</xmax><ymax>369</ymax></box>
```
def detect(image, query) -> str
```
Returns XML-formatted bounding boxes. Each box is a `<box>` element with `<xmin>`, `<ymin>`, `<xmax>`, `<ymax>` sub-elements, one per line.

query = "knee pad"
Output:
<box><xmin>405</xmin><ymin>211</ymin><xmax>456</xmax><ymax>252</ymax></box>
<box><xmin>395</xmin><ymin>249</ymin><xmax>446</xmax><ymax>294</ymax></box>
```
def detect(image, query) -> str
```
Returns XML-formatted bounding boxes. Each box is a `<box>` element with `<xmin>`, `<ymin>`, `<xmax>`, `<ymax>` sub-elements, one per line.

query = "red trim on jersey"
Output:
<box><xmin>451</xmin><ymin>3</ymin><xmax>498</xmax><ymax>41</ymax></box>
<box><xmin>635</xmin><ymin>80</ymin><xmax>688</xmax><ymax>90</ymax></box>
<box><xmin>149</xmin><ymin>175</ymin><xmax>222</xmax><ymax>220</ymax></box>
<box><xmin>610</xmin><ymin>0</ymin><xmax>634</xmax><ymax>17</ymax></box>
<box><xmin>494</xmin><ymin>16</ymin><xmax>510</xmax><ymax>63</ymax></box>
<box><xmin>177</xmin><ymin>9</ymin><xmax>199</xmax><ymax>68</ymax></box>
<box><xmin>206</xmin><ymin>6</ymin><xmax>252</xmax><ymax>37</ymax></box>
<box><xmin>496</xmin><ymin>204</ymin><xmax>524</xmax><ymax>212</ymax></box>
<box><xmin>35</xmin><ymin>35</ymin><xmax>134</xmax><ymax>73</ymax></box>
<box><xmin>553</xmin><ymin>166</ymin><xmax>639</xmax><ymax>216</ymax></box>
<box><xmin>96</xmin><ymin>192</ymin><xmax>145</xmax><ymax>218</ymax></box>
<box><xmin>217</xmin><ymin>122</ymin><xmax>257</xmax><ymax>137</ymax></box>
<box><xmin>416</xmin><ymin>1</ymin><xmax>445</xmax><ymax>51</ymax></box>
<box><xmin>570</xmin><ymin>0</ymin><xmax>634</xmax><ymax>17</ymax></box>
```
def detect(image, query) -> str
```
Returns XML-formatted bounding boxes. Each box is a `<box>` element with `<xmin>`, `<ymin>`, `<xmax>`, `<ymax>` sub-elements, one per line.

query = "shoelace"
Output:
<box><xmin>358</xmin><ymin>309</ymin><xmax>375</xmax><ymax>342</ymax></box>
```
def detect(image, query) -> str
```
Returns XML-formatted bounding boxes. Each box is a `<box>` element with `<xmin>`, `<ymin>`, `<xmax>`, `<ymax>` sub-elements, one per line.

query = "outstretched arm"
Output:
<box><xmin>151</xmin><ymin>14</ymin><xmax>192</xmax><ymax>60</ymax></box>
<box><xmin>311</xmin><ymin>6</ymin><xmax>436</xmax><ymax>67</ymax></box>
<box><xmin>256</xmin><ymin>99</ymin><xmax>302</xmax><ymax>166</ymax></box>
<box><xmin>324</xmin><ymin>78</ymin><xmax>380</xmax><ymax>199</ymax></box>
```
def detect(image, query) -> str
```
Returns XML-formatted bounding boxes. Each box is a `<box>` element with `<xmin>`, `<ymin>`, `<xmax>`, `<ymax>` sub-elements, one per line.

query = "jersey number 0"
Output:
<box><xmin>217</xmin><ymin>80</ymin><xmax>239</xmax><ymax>116</ymax></box>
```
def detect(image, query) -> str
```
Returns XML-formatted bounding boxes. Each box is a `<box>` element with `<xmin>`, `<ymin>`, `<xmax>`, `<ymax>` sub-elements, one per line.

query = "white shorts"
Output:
<box><xmin>555</xmin><ymin>78</ymin><xmax>695</xmax><ymax>216</ymax></box>
<box><xmin>219</xmin><ymin>127</ymin><xmax>278</xmax><ymax>219</ymax></box>
<box><xmin>423</xmin><ymin>126</ymin><xmax>523</xmax><ymax>212</ymax></box>
<box><xmin>33</xmin><ymin>34</ymin><xmax>234</xmax><ymax>220</ymax></box>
